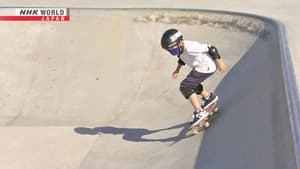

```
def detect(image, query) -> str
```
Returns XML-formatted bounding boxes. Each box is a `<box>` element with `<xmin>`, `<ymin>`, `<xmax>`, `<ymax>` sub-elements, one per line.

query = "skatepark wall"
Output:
<box><xmin>194</xmin><ymin>11</ymin><xmax>300</xmax><ymax>169</ymax></box>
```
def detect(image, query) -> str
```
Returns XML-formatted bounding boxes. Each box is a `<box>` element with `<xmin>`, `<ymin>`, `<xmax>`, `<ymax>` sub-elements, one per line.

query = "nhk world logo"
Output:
<box><xmin>0</xmin><ymin>8</ymin><xmax>70</xmax><ymax>21</ymax></box>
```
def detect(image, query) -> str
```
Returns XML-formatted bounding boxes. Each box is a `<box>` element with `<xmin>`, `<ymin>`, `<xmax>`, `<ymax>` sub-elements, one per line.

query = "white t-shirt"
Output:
<box><xmin>179</xmin><ymin>40</ymin><xmax>217</xmax><ymax>74</ymax></box>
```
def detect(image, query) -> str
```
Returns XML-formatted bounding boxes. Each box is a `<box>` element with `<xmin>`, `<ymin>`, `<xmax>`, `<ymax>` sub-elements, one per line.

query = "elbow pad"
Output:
<box><xmin>208</xmin><ymin>45</ymin><xmax>221</xmax><ymax>60</ymax></box>
<box><xmin>177</xmin><ymin>59</ymin><xmax>186</xmax><ymax>66</ymax></box>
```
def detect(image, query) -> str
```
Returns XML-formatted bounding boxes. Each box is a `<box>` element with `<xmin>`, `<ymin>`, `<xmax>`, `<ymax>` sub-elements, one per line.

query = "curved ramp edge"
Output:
<box><xmin>277</xmin><ymin>20</ymin><xmax>300</xmax><ymax>167</ymax></box>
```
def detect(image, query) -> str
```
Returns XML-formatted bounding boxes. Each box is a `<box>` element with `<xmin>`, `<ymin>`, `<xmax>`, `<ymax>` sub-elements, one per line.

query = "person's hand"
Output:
<box><xmin>172</xmin><ymin>71</ymin><xmax>179</xmax><ymax>79</ymax></box>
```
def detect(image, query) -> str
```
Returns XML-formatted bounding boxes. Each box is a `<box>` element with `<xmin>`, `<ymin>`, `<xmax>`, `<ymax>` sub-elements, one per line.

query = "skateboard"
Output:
<box><xmin>190</xmin><ymin>101</ymin><xmax>219</xmax><ymax>135</ymax></box>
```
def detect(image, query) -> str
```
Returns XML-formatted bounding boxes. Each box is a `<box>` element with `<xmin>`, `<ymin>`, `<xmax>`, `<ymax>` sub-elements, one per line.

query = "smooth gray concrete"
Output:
<box><xmin>196</xmin><ymin>19</ymin><xmax>297</xmax><ymax>169</ymax></box>
<box><xmin>0</xmin><ymin>8</ymin><xmax>298</xmax><ymax>169</ymax></box>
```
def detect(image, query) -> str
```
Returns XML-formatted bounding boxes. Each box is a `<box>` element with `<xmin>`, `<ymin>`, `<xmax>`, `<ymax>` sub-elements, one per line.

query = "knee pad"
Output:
<box><xmin>195</xmin><ymin>84</ymin><xmax>203</xmax><ymax>95</ymax></box>
<box><xmin>179</xmin><ymin>86</ymin><xmax>195</xmax><ymax>99</ymax></box>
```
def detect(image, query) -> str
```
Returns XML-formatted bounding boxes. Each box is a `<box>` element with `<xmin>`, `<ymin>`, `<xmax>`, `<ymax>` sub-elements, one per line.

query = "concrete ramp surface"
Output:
<box><xmin>0</xmin><ymin>9</ymin><xmax>298</xmax><ymax>169</ymax></box>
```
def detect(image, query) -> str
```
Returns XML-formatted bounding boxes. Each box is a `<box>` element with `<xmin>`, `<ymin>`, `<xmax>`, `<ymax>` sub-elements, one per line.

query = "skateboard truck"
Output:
<box><xmin>191</xmin><ymin>106</ymin><xmax>219</xmax><ymax>135</ymax></box>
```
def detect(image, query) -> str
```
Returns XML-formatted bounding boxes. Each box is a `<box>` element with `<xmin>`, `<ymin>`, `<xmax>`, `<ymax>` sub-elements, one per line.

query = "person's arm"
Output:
<box><xmin>172</xmin><ymin>63</ymin><xmax>182</xmax><ymax>79</ymax></box>
<box><xmin>215</xmin><ymin>58</ymin><xmax>227</xmax><ymax>73</ymax></box>
<box><xmin>172</xmin><ymin>58</ymin><xmax>185</xmax><ymax>79</ymax></box>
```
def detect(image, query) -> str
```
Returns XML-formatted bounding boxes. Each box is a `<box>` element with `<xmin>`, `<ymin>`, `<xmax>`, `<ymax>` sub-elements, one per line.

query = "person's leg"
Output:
<box><xmin>195</xmin><ymin>83</ymin><xmax>218</xmax><ymax>110</ymax></box>
<box><xmin>189</xmin><ymin>85</ymin><xmax>216</xmax><ymax>109</ymax></box>
<box><xmin>188</xmin><ymin>87</ymin><xmax>214</xmax><ymax>110</ymax></box>
<box><xmin>180</xmin><ymin>70</ymin><xmax>213</xmax><ymax>126</ymax></box>
<box><xmin>200</xmin><ymin>87</ymin><xmax>210</xmax><ymax>99</ymax></box>
<box><xmin>187</xmin><ymin>92</ymin><xmax>210</xmax><ymax>126</ymax></box>
<box><xmin>188</xmin><ymin>93</ymin><xmax>201</xmax><ymax>111</ymax></box>
<box><xmin>201</xmin><ymin>89</ymin><xmax>218</xmax><ymax>109</ymax></box>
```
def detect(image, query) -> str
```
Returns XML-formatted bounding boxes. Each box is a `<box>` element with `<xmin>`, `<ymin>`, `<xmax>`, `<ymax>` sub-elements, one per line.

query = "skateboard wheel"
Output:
<box><xmin>192</xmin><ymin>128</ymin><xmax>201</xmax><ymax>135</ymax></box>
<box><xmin>213</xmin><ymin>107</ymin><xmax>219</xmax><ymax>113</ymax></box>
<box><xmin>204</xmin><ymin>121</ymin><xmax>210</xmax><ymax>128</ymax></box>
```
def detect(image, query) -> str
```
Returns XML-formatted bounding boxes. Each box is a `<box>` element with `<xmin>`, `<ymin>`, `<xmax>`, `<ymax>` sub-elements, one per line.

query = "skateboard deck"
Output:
<box><xmin>190</xmin><ymin>101</ymin><xmax>219</xmax><ymax>135</ymax></box>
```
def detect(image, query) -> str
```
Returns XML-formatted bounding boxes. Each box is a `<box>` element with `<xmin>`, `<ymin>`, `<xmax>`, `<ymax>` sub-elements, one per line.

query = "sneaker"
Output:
<box><xmin>190</xmin><ymin>109</ymin><xmax>209</xmax><ymax>127</ymax></box>
<box><xmin>202</xmin><ymin>93</ymin><xmax>218</xmax><ymax>110</ymax></box>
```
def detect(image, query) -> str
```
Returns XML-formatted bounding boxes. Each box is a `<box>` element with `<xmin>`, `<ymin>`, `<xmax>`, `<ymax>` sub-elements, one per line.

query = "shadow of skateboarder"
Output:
<box><xmin>74</xmin><ymin>122</ymin><xmax>194</xmax><ymax>146</ymax></box>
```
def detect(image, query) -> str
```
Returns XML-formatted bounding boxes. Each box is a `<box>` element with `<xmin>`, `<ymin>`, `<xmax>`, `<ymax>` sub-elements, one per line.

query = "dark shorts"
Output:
<box><xmin>180</xmin><ymin>69</ymin><xmax>213</xmax><ymax>91</ymax></box>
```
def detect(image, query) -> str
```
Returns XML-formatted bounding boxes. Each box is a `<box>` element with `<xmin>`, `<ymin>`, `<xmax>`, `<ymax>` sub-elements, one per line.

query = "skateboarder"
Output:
<box><xmin>160</xmin><ymin>28</ymin><xmax>227</xmax><ymax>127</ymax></box>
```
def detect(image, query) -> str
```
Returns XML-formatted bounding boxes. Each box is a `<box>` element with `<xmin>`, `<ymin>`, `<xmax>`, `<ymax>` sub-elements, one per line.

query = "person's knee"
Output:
<box><xmin>179</xmin><ymin>86</ymin><xmax>195</xmax><ymax>99</ymax></box>
<box><xmin>195</xmin><ymin>84</ymin><xmax>203</xmax><ymax>95</ymax></box>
